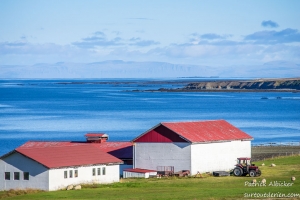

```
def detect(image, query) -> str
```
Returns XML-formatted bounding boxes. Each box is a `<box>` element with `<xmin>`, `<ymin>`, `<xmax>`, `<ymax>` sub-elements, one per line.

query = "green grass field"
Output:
<box><xmin>1</xmin><ymin>155</ymin><xmax>299</xmax><ymax>199</ymax></box>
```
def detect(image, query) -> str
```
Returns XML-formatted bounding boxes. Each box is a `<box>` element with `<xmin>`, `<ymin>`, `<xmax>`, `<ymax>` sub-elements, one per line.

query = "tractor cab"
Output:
<box><xmin>233</xmin><ymin>157</ymin><xmax>261</xmax><ymax>177</ymax></box>
<box><xmin>237</xmin><ymin>157</ymin><xmax>252</xmax><ymax>166</ymax></box>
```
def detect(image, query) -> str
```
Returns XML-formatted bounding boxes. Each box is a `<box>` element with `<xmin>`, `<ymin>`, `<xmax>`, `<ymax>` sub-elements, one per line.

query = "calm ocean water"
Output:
<box><xmin>0</xmin><ymin>79</ymin><xmax>300</xmax><ymax>155</ymax></box>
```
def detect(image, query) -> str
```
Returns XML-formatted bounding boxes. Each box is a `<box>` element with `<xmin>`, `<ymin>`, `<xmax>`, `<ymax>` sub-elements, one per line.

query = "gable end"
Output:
<box><xmin>133</xmin><ymin>124</ymin><xmax>189</xmax><ymax>143</ymax></box>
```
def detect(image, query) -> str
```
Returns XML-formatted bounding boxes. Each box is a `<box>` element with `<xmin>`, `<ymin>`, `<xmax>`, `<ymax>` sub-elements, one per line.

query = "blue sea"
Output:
<box><xmin>0</xmin><ymin>79</ymin><xmax>300</xmax><ymax>156</ymax></box>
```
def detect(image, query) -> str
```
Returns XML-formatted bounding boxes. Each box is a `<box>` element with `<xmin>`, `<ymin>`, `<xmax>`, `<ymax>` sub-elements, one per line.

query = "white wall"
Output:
<box><xmin>48</xmin><ymin>164</ymin><xmax>120</xmax><ymax>191</ymax></box>
<box><xmin>134</xmin><ymin>143</ymin><xmax>191</xmax><ymax>173</ymax></box>
<box><xmin>0</xmin><ymin>152</ymin><xmax>49</xmax><ymax>191</ymax></box>
<box><xmin>191</xmin><ymin>140</ymin><xmax>251</xmax><ymax>174</ymax></box>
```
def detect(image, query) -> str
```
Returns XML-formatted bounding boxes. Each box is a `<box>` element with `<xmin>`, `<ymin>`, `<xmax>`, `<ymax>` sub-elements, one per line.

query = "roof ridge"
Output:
<box><xmin>161</xmin><ymin>119</ymin><xmax>225</xmax><ymax>124</ymax></box>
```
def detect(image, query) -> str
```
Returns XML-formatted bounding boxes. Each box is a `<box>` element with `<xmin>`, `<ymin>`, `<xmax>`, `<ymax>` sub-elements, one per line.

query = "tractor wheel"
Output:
<box><xmin>233</xmin><ymin>167</ymin><xmax>243</xmax><ymax>176</ymax></box>
<box><xmin>256</xmin><ymin>169</ymin><xmax>262</xmax><ymax>177</ymax></box>
<box><xmin>249</xmin><ymin>170</ymin><xmax>256</xmax><ymax>177</ymax></box>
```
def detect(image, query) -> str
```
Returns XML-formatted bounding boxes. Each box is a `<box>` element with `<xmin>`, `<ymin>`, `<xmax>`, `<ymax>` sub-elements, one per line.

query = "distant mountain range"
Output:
<box><xmin>0</xmin><ymin>60</ymin><xmax>299</xmax><ymax>78</ymax></box>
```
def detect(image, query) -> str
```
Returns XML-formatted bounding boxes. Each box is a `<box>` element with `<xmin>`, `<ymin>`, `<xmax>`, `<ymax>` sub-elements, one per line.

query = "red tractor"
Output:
<box><xmin>233</xmin><ymin>157</ymin><xmax>261</xmax><ymax>177</ymax></box>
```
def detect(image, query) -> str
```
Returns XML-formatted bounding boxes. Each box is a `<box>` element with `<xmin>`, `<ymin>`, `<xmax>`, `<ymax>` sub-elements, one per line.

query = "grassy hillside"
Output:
<box><xmin>1</xmin><ymin>155</ymin><xmax>299</xmax><ymax>199</ymax></box>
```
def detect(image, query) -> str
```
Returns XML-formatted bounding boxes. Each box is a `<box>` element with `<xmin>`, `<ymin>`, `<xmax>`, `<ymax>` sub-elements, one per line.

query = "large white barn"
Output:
<box><xmin>0</xmin><ymin>142</ymin><xmax>123</xmax><ymax>191</ymax></box>
<box><xmin>132</xmin><ymin>120</ymin><xmax>253</xmax><ymax>175</ymax></box>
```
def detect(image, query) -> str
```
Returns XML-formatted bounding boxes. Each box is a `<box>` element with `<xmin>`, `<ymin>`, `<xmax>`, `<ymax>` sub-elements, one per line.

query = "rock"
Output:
<box><xmin>270</xmin><ymin>163</ymin><xmax>276</xmax><ymax>167</ymax></box>
<box><xmin>66</xmin><ymin>185</ymin><xmax>74</xmax><ymax>190</ymax></box>
<box><xmin>291</xmin><ymin>177</ymin><xmax>296</xmax><ymax>181</ymax></box>
<box><xmin>252</xmin><ymin>179</ymin><xmax>257</xmax><ymax>183</ymax></box>
<box><xmin>261</xmin><ymin>179</ymin><xmax>266</xmax><ymax>184</ymax></box>
<box><xmin>74</xmin><ymin>185</ymin><xmax>82</xmax><ymax>190</ymax></box>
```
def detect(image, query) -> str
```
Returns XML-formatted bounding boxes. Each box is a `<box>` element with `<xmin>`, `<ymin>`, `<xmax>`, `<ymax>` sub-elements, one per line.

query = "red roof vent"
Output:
<box><xmin>85</xmin><ymin>133</ymin><xmax>108</xmax><ymax>143</ymax></box>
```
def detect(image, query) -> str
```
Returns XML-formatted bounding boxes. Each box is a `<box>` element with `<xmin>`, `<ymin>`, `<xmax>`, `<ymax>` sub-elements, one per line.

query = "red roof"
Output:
<box><xmin>15</xmin><ymin>143</ymin><xmax>123</xmax><ymax>169</ymax></box>
<box><xmin>17</xmin><ymin>141</ymin><xmax>133</xmax><ymax>159</ymax></box>
<box><xmin>133</xmin><ymin>120</ymin><xmax>253</xmax><ymax>143</ymax></box>
<box><xmin>85</xmin><ymin>133</ymin><xmax>108</xmax><ymax>137</ymax></box>
<box><xmin>123</xmin><ymin>168</ymin><xmax>157</xmax><ymax>173</ymax></box>
<box><xmin>91</xmin><ymin>142</ymin><xmax>132</xmax><ymax>159</ymax></box>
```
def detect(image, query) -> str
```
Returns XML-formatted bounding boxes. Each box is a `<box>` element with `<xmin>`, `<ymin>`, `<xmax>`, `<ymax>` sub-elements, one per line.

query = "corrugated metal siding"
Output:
<box><xmin>134</xmin><ymin>125</ymin><xmax>188</xmax><ymax>143</ymax></box>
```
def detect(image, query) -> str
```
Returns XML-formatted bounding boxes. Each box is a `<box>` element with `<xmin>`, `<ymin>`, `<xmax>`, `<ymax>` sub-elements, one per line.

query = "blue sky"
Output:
<box><xmin>1</xmin><ymin>0</ymin><xmax>300</xmax><ymax>70</ymax></box>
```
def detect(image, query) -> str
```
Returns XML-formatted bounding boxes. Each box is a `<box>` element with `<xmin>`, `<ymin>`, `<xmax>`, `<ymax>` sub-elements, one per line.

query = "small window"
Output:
<box><xmin>92</xmin><ymin>168</ymin><xmax>96</xmax><ymax>176</ymax></box>
<box><xmin>5</xmin><ymin>172</ymin><xmax>10</xmax><ymax>180</ymax></box>
<box><xmin>64</xmin><ymin>171</ymin><xmax>68</xmax><ymax>179</ymax></box>
<box><xmin>69</xmin><ymin>170</ymin><xmax>73</xmax><ymax>178</ymax></box>
<box><xmin>97</xmin><ymin>168</ymin><xmax>101</xmax><ymax>175</ymax></box>
<box><xmin>14</xmin><ymin>172</ymin><xmax>20</xmax><ymax>180</ymax></box>
<box><xmin>74</xmin><ymin>170</ymin><xmax>78</xmax><ymax>178</ymax></box>
<box><xmin>23</xmin><ymin>172</ymin><xmax>29</xmax><ymax>180</ymax></box>
<box><xmin>102</xmin><ymin>167</ymin><xmax>106</xmax><ymax>175</ymax></box>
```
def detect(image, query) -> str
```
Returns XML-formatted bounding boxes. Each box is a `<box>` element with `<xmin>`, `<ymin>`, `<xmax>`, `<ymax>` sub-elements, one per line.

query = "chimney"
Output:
<box><xmin>85</xmin><ymin>133</ymin><xmax>109</xmax><ymax>143</ymax></box>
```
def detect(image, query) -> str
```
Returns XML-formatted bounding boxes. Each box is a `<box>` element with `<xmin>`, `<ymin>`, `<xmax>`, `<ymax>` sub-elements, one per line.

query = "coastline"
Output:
<box><xmin>138</xmin><ymin>88</ymin><xmax>300</xmax><ymax>93</ymax></box>
<box><xmin>129</xmin><ymin>77</ymin><xmax>300</xmax><ymax>92</ymax></box>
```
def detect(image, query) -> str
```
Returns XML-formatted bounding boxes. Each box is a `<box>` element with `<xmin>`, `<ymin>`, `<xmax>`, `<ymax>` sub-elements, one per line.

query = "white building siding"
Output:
<box><xmin>134</xmin><ymin>143</ymin><xmax>191</xmax><ymax>172</ymax></box>
<box><xmin>48</xmin><ymin>164</ymin><xmax>120</xmax><ymax>191</ymax></box>
<box><xmin>0</xmin><ymin>152</ymin><xmax>49</xmax><ymax>191</ymax></box>
<box><xmin>190</xmin><ymin>140</ymin><xmax>251</xmax><ymax>174</ymax></box>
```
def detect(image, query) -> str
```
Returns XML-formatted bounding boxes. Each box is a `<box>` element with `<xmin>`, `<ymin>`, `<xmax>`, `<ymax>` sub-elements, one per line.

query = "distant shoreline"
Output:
<box><xmin>137</xmin><ymin>89</ymin><xmax>300</xmax><ymax>93</ymax></box>
<box><xmin>130</xmin><ymin>77</ymin><xmax>300</xmax><ymax>93</ymax></box>
<box><xmin>54</xmin><ymin>78</ymin><xmax>300</xmax><ymax>93</ymax></box>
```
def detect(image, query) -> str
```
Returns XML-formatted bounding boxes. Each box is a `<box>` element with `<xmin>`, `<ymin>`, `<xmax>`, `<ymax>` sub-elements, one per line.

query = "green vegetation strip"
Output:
<box><xmin>1</xmin><ymin>155</ymin><xmax>299</xmax><ymax>199</ymax></box>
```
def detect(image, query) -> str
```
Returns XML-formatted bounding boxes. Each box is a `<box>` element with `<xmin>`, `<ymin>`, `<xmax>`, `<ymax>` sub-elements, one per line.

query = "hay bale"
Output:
<box><xmin>291</xmin><ymin>177</ymin><xmax>296</xmax><ymax>181</ymax></box>
<box><xmin>66</xmin><ymin>185</ymin><xmax>74</xmax><ymax>190</ymax></box>
<box><xmin>261</xmin><ymin>163</ymin><xmax>265</xmax><ymax>166</ymax></box>
<box><xmin>252</xmin><ymin>179</ymin><xmax>257</xmax><ymax>183</ymax></box>
<box><xmin>270</xmin><ymin>163</ymin><xmax>276</xmax><ymax>167</ymax></box>
<box><xmin>261</xmin><ymin>179</ymin><xmax>266</xmax><ymax>184</ymax></box>
<box><xmin>74</xmin><ymin>185</ymin><xmax>81</xmax><ymax>190</ymax></box>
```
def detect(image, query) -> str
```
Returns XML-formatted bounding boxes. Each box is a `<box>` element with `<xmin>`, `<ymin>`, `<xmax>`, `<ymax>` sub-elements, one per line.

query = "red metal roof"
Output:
<box><xmin>16</xmin><ymin>143</ymin><xmax>123</xmax><ymax>169</ymax></box>
<box><xmin>85</xmin><ymin>133</ymin><xmax>108</xmax><ymax>137</ymax></box>
<box><xmin>133</xmin><ymin>120</ymin><xmax>253</xmax><ymax>143</ymax></box>
<box><xmin>123</xmin><ymin>168</ymin><xmax>157</xmax><ymax>173</ymax></box>
<box><xmin>18</xmin><ymin>141</ymin><xmax>133</xmax><ymax>159</ymax></box>
<box><xmin>91</xmin><ymin>142</ymin><xmax>133</xmax><ymax>159</ymax></box>
<box><xmin>18</xmin><ymin>141</ymin><xmax>80</xmax><ymax>148</ymax></box>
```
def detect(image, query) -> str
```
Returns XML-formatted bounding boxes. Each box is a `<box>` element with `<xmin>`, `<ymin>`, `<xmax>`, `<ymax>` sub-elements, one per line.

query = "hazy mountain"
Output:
<box><xmin>0</xmin><ymin>60</ymin><xmax>299</xmax><ymax>78</ymax></box>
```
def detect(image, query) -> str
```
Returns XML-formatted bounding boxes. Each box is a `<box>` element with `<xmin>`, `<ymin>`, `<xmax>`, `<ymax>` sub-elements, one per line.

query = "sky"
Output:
<box><xmin>0</xmin><ymin>0</ymin><xmax>300</xmax><ymax>76</ymax></box>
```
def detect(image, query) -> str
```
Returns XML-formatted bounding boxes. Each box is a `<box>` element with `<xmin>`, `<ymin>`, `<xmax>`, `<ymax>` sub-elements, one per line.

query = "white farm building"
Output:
<box><xmin>0</xmin><ymin>141</ymin><xmax>123</xmax><ymax>191</ymax></box>
<box><xmin>132</xmin><ymin>120</ymin><xmax>253</xmax><ymax>175</ymax></box>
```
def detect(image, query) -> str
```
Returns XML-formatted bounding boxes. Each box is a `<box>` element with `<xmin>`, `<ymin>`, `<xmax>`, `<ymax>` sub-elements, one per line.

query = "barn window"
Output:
<box><xmin>102</xmin><ymin>167</ymin><xmax>106</xmax><ymax>175</ymax></box>
<box><xmin>69</xmin><ymin>170</ymin><xmax>73</xmax><ymax>178</ymax></box>
<box><xmin>23</xmin><ymin>172</ymin><xmax>29</xmax><ymax>180</ymax></box>
<box><xmin>5</xmin><ymin>172</ymin><xmax>10</xmax><ymax>180</ymax></box>
<box><xmin>92</xmin><ymin>168</ymin><xmax>96</xmax><ymax>176</ymax></box>
<box><xmin>97</xmin><ymin>168</ymin><xmax>101</xmax><ymax>175</ymax></box>
<box><xmin>74</xmin><ymin>170</ymin><xmax>78</xmax><ymax>178</ymax></box>
<box><xmin>64</xmin><ymin>171</ymin><xmax>68</xmax><ymax>179</ymax></box>
<box><xmin>14</xmin><ymin>172</ymin><xmax>20</xmax><ymax>180</ymax></box>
